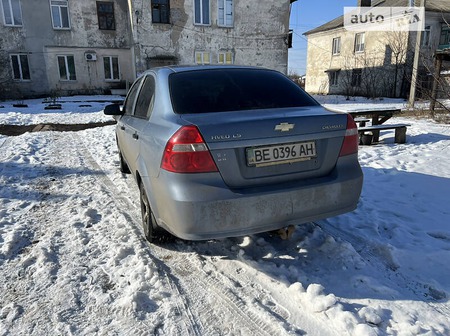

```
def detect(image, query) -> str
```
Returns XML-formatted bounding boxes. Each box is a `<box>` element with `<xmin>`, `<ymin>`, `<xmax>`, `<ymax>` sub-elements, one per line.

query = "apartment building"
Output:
<box><xmin>0</xmin><ymin>0</ymin><xmax>295</xmax><ymax>99</ymax></box>
<box><xmin>304</xmin><ymin>0</ymin><xmax>450</xmax><ymax>98</ymax></box>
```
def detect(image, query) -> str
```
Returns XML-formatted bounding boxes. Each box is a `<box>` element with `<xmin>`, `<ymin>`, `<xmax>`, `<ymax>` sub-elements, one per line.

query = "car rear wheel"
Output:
<box><xmin>119</xmin><ymin>151</ymin><xmax>131</xmax><ymax>174</ymax></box>
<box><xmin>139</xmin><ymin>181</ymin><xmax>170</xmax><ymax>243</ymax></box>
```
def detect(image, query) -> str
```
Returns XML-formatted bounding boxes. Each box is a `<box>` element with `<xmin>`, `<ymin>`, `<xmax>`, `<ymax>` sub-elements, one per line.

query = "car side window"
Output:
<box><xmin>122</xmin><ymin>77</ymin><xmax>144</xmax><ymax>115</ymax></box>
<box><xmin>134</xmin><ymin>75</ymin><xmax>156</xmax><ymax>119</ymax></box>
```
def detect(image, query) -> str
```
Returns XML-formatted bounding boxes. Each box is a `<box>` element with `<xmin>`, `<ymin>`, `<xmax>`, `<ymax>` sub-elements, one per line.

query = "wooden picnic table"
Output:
<box><xmin>348</xmin><ymin>108</ymin><xmax>401</xmax><ymax>126</ymax></box>
<box><xmin>348</xmin><ymin>109</ymin><xmax>402</xmax><ymax>143</ymax></box>
<box><xmin>325</xmin><ymin>107</ymin><xmax>406</xmax><ymax>144</ymax></box>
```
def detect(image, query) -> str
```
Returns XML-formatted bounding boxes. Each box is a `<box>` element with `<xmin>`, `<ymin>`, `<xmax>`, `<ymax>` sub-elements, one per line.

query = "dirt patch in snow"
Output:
<box><xmin>0</xmin><ymin>121</ymin><xmax>117</xmax><ymax>136</ymax></box>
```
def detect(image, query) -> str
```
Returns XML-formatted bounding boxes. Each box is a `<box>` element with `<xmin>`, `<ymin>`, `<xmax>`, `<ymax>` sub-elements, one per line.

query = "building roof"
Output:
<box><xmin>304</xmin><ymin>0</ymin><xmax>450</xmax><ymax>36</ymax></box>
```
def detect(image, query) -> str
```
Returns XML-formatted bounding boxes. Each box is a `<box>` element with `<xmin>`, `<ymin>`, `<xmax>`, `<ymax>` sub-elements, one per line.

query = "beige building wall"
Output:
<box><xmin>305</xmin><ymin>8</ymin><xmax>450</xmax><ymax>98</ymax></box>
<box><xmin>305</xmin><ymin>28</ymin><xmax>405</xmax><ymax>95</ymax></box>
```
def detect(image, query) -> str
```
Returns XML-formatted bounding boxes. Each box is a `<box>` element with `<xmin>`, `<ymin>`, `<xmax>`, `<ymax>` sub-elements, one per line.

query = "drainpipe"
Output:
<box><xmin>408</xmin><ymin>0</ymin><xmax>426</xmax><ymax>108</ymax></box>
<box><xmin>128</xmin><ymin>0</ymin><xmax>137</xmax><ymax>80</ymax></box>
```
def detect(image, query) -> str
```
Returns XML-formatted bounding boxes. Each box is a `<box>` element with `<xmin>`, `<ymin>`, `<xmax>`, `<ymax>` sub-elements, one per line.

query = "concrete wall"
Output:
<box><xmin>130</xmin><ymin>0</ymin><xmax>291</xmax><ymax>75</ymax></box>
<box><xmin>1</xmin><ymin>0</ymin><xmax>133</xmax><ymax>98</ymax></box>
<box><xmin>1</xmin><ymin>0</ymin><xmax>291</xmax><ymax>98</ymax></box>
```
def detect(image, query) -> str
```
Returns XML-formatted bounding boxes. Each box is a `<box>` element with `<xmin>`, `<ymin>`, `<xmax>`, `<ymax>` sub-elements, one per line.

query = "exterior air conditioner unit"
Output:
<box><xmin>85</xmin><ymin>52</ymin><xmax>97</xmax><ymax>61</ymax></box>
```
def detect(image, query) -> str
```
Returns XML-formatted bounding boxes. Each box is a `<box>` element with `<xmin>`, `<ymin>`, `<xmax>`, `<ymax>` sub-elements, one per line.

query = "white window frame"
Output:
<box><xmin>332</xmin><ymin>37</ymin><xmax>341</xmax><ymax>55</ymax></box>
<box><xmin>10</xmin><ymin>54</ymin><xmax>30</xmax><ymax>80</ymax></box>
<box><xmin>218</xmin><ymin>51</ymin><xmax>233</xmax><ymax>64</ymax></box>
<box><xmin>50</xmin><ymin>0</ymin><xmax>70</xmax><ymax>29</ymax></box>
<box><xmin>354</xmin><ymin>32</ymin><xmax>365</xmax><ymax>53</ymax></box>
<box><xmin>194</xmin><ymin>0</ymin><xmax>210</xmax><ymax>25</ymax></box>
<box><xmin>57</xmin><ymin>55</ymin><xmax>76</xmax><ymax>81</ymax></box>
<box><xmin>217</xmin><ymin>0</ymin><xmax>233</xmax><ymax>27</ymax></box>
<box><xmin>195</xmin><ymin>51</ymin><xmax>210</xmax><ymax>65</ymax></box>
<box><xmin>103</xmin><ymin>56</ymin><xmax>120</xmax><ymax>81</ymax></box>
<box><xmin>2</xmin><ymin>0</ymin><xmax>22</xmax><ymax>26</ymax></box>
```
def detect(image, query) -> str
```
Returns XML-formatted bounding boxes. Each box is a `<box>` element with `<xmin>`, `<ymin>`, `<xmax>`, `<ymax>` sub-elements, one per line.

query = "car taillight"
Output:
<box><xmin>339</xmin><ymin>114</ymin><xmax>359</xmax><ymax>157</ymax></box>
<box><xmin>161</xmin><ymin>126</ymin><xmax>218</xmax><ymax>173</ymax></box>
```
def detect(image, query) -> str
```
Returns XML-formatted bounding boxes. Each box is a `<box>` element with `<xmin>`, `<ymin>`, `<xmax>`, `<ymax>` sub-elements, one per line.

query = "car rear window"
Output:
<box><xmin>169</xmin><ymin>68</ymin><xmax>319</xmax><ymax>114</ymax></box>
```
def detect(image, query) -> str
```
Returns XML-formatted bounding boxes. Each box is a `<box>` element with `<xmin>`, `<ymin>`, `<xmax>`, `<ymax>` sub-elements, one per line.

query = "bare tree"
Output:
<box><xmin>339</xmin><ymin>55</ymin><xmax>368</xmax><ymax>100</ymax></box>
<box><xmin>360</xmin><ymin>52</ymin><xmax>385</xmax><ymax>99</ymax></box>
<box><xmin>380</xmin><ymin>31</ymin><xmax>411</xmax><ymax>98</ymax></box>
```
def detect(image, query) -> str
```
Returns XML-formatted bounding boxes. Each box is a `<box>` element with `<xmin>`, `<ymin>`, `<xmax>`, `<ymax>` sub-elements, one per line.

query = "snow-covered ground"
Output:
<box><xmin>1</xmin><ymin>96</ymin><xmax>449</xmax><ymax>335</ymax></box>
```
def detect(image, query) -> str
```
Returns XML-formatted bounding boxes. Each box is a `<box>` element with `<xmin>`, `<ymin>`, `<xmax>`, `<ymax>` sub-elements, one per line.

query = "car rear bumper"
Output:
<box><xmin>147</xmin><ymin>155</ymin><xmax>363</xmax><ymax>240</ymax></box>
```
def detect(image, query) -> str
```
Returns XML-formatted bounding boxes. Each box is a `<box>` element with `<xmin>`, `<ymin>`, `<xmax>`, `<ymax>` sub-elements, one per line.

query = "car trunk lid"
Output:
<box><xmin>180</xmin><ymin>106</ymin><xmax>351</xmax><ymax>188</ymax></box>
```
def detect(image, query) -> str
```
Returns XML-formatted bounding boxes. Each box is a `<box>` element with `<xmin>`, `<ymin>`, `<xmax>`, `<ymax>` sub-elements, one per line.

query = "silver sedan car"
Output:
<box><xmin>104</xmin><ymin>65</ymin><xmax>363</xmax><ymax>242</ymax></box>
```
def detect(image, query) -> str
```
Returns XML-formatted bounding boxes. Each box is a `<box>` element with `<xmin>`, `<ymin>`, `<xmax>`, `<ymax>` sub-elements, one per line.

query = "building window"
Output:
<box><xmin>97</xmin><ymin>2</ymin><xmax>115</xmax><ymax>30</ymax></box>
<box><xmin>57</xmin><ymin>55</ymin><xmax>76</xmax><ymax>81</ymax></box>
<box><xmin>151</xmin><ymin>0</ymin><xmax>170</xmax><ymax>23</ymax></box>
<box><xmin>351</xmin><ymin>69</ymin><xmax>362</xmax><ymax>87</ymax></box>
<box><xmin>103</xmin><ymin>56</ymin><xmax>120</xmax><ymax>81</ymax></box>
<box><xmin>332</xmin><ymin>37</ymin><xmax>341</xmax><ymax>55</ymax></box>
<box><xmin>10</xmin><ymin>54</ymin><xmax>30</xmax><ymax>80</ymax></box>
<box><xmin>50</xmin><ymin>0</ymin><xmax>70</xmax><ymax>29</ymax></box>
<box><xmin>2</xmin><ymin>0</ymin><xmax>22</xmax><ymax>26</ymax></box>
<box><xmin>195</xmin><ymin>51</ymin><xmax>210</xmax><ymax>64</ymax></box>
<box><xmin>329</xmin><ymin>71</ymin><xmax>339</xmax><ymax>86</ymax></box>
<box><xmin>218</xmin><ymin>51</ymin><xmax>233</xmax><ymax>64</ymax></box>
<box><xmin>218</xmin><ymin>0</ymin><xmax>233</xmax><ymax>27</ymax></box>
<box><xmin>439</xmin><ymin>25</ymin><xmax>450</xmax><ymax>46</ymax></box>
<box><xmin>354</xmin><ymin>32</ymin><xmax>365</xmax><ymax>53</ymax></box>
<box><xmin>421</xmin><ymin>25</ymin><xmax>431</xmax><ymax>47</ymax></box>
<box><xmin>194</xmin><ymin>0</ymin><xmax>210</xmax><ymax>25</ymax></box>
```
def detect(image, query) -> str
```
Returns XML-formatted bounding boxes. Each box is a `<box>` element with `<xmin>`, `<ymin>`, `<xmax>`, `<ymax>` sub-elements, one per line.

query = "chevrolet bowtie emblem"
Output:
<box><xmin>274</xmin><ymin>122</ymin><xmax>295</xmax><ymax>132</ymax></box>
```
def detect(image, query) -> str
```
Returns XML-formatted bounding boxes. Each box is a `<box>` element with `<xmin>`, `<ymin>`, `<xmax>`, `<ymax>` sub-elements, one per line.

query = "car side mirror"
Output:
<box><xmin>104</xmin><ymin>104</ymin><xmax>124</xmax><ymax>116</ymax></box>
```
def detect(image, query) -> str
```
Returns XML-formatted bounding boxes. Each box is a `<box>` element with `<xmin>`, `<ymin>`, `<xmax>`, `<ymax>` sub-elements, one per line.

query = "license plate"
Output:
<box><xmin>246</xmin><ymin>141</ymin><xmax>316</xmax><ymax>167</ymax></box>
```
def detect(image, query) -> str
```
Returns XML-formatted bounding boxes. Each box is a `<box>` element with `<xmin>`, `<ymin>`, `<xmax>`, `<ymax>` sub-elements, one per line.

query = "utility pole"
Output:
<box><xmin>408</xmin><ymin>0</ymin><xmax>426</xmax><ymax>108</ymax></box>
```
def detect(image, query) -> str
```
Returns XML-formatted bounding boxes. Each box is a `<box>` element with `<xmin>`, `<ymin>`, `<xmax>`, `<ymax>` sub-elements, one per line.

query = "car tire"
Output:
<box><xmin>119</xmin><ymin>151</ymin><xmax>131</xmax><ymax>174</ymax></box>
<box><xmin>139</xmin><ymin>181</ymin><xmax>171</xmax><ymax>243</ymax></box>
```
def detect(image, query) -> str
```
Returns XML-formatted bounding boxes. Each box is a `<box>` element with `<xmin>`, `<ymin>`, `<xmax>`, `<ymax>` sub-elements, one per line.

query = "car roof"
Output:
<box><xmin>141</xmin><ymin>64</ymin><xmax>272</xmax><ymax>76</ymax></box>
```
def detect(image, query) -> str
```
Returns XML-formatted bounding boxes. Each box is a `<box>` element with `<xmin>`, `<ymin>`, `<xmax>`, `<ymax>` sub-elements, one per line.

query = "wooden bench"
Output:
<box><xmin>358</xmin><ymin>123</ymin><xmax>411</xmax><ymax>145</ymax></box>
<box><xmin>353</xmin><ymin>117</ymin><xmax>371</xmax><ymax>127</ymax></box>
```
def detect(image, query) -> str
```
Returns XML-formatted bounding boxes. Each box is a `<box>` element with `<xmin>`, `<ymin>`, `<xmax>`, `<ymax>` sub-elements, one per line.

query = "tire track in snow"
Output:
<box><xmin>75</xmin><ymin>131</ymin><xmax>304</xmax><ymax>335</ymax></box>
<box><xmin>1</xmin><ymin>132</ymin><xmax>190</xmax><ymax>335</ymax></box>
<box><xmin>74</xmin><ymin>132</ymin><xmax>212</xmax><ymax>336</ymax></box>
<box><xmin>69</xmin><ymin>132</ymin><xmax>202</xmax><ymax>336</ymax></box>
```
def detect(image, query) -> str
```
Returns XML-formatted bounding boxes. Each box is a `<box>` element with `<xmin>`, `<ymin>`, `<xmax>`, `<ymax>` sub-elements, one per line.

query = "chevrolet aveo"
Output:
<box><xmin>104</xmin><ymin>66</ymin><xmax>363</xmax><ymax>243</ymax></box>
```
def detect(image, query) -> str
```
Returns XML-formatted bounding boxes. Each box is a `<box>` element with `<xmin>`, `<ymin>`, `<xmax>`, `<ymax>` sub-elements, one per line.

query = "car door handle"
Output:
<box><xmin>120</xmin><ymin>125</ymin><xmax>125</xmax><ymax>131</ymax></box>
<box><xmin>132</xmin><ymin>132</ymin><xmax>139</xmax><ymax>140</ymax></box>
